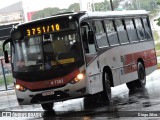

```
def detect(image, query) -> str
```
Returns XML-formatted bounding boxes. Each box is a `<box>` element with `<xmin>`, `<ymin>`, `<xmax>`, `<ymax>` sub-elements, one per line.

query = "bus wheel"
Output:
<box><xmin>126</xmin><ymin>81</ymin><xmax>136</xmax><ymax>90</ymax></box>
<box><xmin>101</xmin><ymin>72</ymin><xmax>111</xmax><ymax>101</ymax></box>
<box><xmin>41</xmin><ymin>102</ymin><xmax>54</xmax><ymax>111</ymax></box>
<box><xmin>135</xmin><ymin>62</ymin><xmax>146</xmax><ymax>88</ymax></box>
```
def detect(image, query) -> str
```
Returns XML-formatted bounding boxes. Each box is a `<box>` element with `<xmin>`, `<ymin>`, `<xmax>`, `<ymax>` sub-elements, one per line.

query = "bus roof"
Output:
<box><xmin>85</xmin><ymin>10</ymin><xmax>149</xmax><ymax>17</ymax></box>
<box><xmin>16</xmin><ymin>10</ymin><xmax>148</xmax><ymax>27</ymax></box>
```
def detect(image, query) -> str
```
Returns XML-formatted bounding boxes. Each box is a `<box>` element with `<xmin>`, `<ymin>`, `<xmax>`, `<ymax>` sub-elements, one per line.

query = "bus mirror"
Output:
<box><xmin>88</xmin><ymin>31</ymin><xmax>94</xmax><ymax>44</ymax></box>
<box><xmin>3</xmin><ymin>38</ymin><xmax>11</xmax><ymax>63</ymax></box>
<box><xmin>4</xmin><ymin>51</ymin><xmax>9</xmax><ymax>63</ymax></box>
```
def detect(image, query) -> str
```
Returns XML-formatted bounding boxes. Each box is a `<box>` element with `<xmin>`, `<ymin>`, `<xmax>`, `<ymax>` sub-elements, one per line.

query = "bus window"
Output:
<box><xmin>135</xmin><ymin>18</ymin><xmax>145</xmax><ymax>41</ymax></box>
<box><xmin>125</xmin><ymin>19</ymin><xmax>139</xmax><ymax>42</ymax></box>
<box><xmin>115</xmin><ymin>19</ymin><xmax>129</xmax><ymax>44</ymax></box>
<box><xmin>142</xmin><ymin>17</ymin><xmax>152</xmax><ymax>40</ymax></box>
<box><xmin>81</xmin><ymin>22</ymin><xmax>96</xmax><ymax>54</ymax></box>
<box><xmin>51</xmin><ymin>32</ymin><xmax>81</xmax><ymax>60</ymax></box>
<box><xmin>81</xmin><ymin>26</ymin><xmax>89</xmax><ymax>53</ymax></box>
<box><xmin>105</xmin><ymin>20</ymin><xmax>119</xmax><ymax>46</ymax></box>
<box><xmin>94</xmin><ymin>21</ymin><xmax>109</xmax><ymax>48</ymax></box>
<box><xmin>13</xmin><ymin>36</ymin><xmax>44</xmax><ymax>71</ymax></box>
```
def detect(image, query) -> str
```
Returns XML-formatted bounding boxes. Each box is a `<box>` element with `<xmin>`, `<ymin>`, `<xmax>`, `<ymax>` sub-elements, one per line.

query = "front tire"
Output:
<box><xmin>41</xmin><ymin>102</ymin><xmax>54</xmax><ymax>111</ymax></box>
<box><xmin>101</xmin><ymin>72</ymin><xmax>111</xmax><ymax>101</ymax></box>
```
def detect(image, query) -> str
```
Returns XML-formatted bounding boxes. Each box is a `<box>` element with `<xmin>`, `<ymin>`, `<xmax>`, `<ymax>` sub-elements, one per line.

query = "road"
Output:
<box><xmin>0</xmin><ymin>69</ymin><xmax>160</xmax><ymax>120</ymax></box>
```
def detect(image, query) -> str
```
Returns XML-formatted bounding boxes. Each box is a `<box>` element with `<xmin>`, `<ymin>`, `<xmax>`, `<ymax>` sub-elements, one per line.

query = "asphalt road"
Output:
<box><xmin>0</xmin><ymin>69</ymin><xmax>160</xmax><ymax>120</ymax></box>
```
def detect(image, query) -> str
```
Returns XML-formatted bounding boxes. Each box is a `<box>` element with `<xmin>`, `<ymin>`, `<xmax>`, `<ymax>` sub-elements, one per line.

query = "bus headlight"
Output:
<box><xmin>15</xmin><ymin>84</ymin><xmax>27</xmax><ymax>92</ymax></box>
<box><xmin>77</xmin><ymin>73</ymin><xmax>84</xmax><ymax>80</ymax></box>
<box><xmin>70</xmin><ymin>73</ymin><xmax>84</xmax><ymax>84</ymax></box>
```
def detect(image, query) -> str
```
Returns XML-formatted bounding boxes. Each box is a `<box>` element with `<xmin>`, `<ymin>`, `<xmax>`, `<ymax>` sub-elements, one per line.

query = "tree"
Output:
<box><xmin>112</xmin><ymin>0</ymin><xmax>123</xmax><ymax>10</ymax></box>
<box><xmin>31</xmin><ymin>3</ymin><xmax>80</xmax><ymax>20</ymax></box>
<box><xmin>68</xmin><ymin>3</ymin><xmax>80</xmax><ymax>12</ymax></box>
<box><xmin>91</xmin><ymin>0</ymin><xmax>110</xmax><ymax>11</ymax></box>
<box><xmin>156</xmin><ymin>0</ymin><xmax>160</xmax><ymax>5</ymax></box>
<box><xmin>132</xmin><ymin>0</ymin><xmax>157</xmax><ymax>10</ymax></box>
<box><xmin>156</xmin><ymin>18</ymin><xmax>160</xmax><ymax>26</ymax></box>
<box><xmin>32</xmin><ymin>7</ymin><xmax>60</xmax><ymax>20</ymax></box>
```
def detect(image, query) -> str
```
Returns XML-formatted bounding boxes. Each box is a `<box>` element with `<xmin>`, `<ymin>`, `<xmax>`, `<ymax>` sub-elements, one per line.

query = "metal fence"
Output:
<box><xmin>0</xmin><ymin>58</ymin><xmax>14</xmax><ymax>91</ymax></box>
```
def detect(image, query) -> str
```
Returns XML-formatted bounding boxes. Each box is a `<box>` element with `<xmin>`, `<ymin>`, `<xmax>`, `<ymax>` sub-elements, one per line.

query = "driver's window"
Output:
<box><xmin>81</xmin><ymin>22</ymin><xmax>96</xmax><ymax>54</ymax></box>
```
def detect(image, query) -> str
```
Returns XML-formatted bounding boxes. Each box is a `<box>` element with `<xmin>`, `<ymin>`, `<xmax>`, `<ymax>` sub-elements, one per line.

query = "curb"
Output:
<box><xmin>0</xmin><ymin>89</ymin><xmax>15</xmax><ymax>96</ymax></box>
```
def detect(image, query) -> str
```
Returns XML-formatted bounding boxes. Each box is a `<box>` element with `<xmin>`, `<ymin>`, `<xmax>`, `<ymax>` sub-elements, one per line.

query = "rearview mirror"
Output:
<box><xmin>4</xmin><ymin>51</ymin><xmax>9</xmax><ymax>63</ymax></box>
<box><xmin>88</xmin><ymin>31</ymin><xmax>94</xmax><ymax>44</ymax></box>
<box><xmin>3</xmin><ymin>38</ymin><xmax>11</xmax><ymax>63</ymax></box>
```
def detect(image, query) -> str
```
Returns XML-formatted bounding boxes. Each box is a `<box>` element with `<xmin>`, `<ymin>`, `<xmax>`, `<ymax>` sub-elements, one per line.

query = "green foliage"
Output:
<box><xmin>93</xmin><ymin>0</ymin><xmax>110</xmax><ymax>11</ymax></box>
<box><xmin>113</xmin><ymin>0</ymin><xmax>123</xmax><ymax>10</ymax></box>
<box><xmin>153</xmin><ymin>30</ymin><xmax>159</xmax><ymax>41</ymax></box>
<box><xmin>156</xmin><ymin>17</ymin><xmax>160</xmax><ymax>26</ymax></box>
<box><xmin>155</xmin><ymin>43</ymin><xmax>160</xmax><ymax>51</ymax></box>
<box><xmin>0</xmin><ymin>74</ymin><xmax>13</xmax><ymax>86</ymax></box>
<box><xmin>32</xmin><ymin>7</ymin><xmax>60</xmax><ymax>20</ymax></box>
<box><xmin>32</xmin><ymin>3</ymin><xmax>80</xmax><ymax>20</ymax></box>
<box><xmin>0</xmin><ymin>41</ymin><xmax>10</xmax><ymax>57</ymax></box>
<box><xmin>156</xmin><ymin>0</ymin><xmax>160</xmax><ymax>5</ymax></box>
<box><xmin>132</xmin><ymin>0</ymin><xmax>157</xmax><ymax>10</ymax></box>
<box><xmin>31</xmin><ymin>0</ymin><xmax>159</xmax><ymax>20</ymax></box>
<box><xmin>68</xmin><ymin>3</ymin><xmax>80</xmax><ymax>12</ymax></box>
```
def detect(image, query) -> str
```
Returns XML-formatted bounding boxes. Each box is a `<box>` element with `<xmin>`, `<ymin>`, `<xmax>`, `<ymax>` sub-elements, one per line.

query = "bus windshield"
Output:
<box><xmin>12</xmin><ymin>29</ymin><xmax>82</xmax><ymax>72</ymax></box>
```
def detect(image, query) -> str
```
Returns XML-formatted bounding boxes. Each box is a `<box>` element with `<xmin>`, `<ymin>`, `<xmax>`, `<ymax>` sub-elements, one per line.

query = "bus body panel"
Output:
<box><xmin>85</xmin><ymin>56</ymin><xmax>103</xmax><ymax>94</ymax></box>
<box><xmin>97</xmin><ymin>40</ymin><xmax>156</xmax><ymax>87</ymax></box>
<box><xmin>15</xmin><ymin>65</ymin><xmax>89</xmax><ymax>105</ymax></box>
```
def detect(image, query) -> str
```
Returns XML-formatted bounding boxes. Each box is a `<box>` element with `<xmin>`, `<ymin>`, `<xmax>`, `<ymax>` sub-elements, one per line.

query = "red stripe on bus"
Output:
<box><xmin>124</xmin><ymin>49</ymin><xmax>157</xmax><ymax>74</ymax></box>
<box><xmin>16</xmin><ymin>69</ymin><xmax>80</xmax><ymax>90</ymax></box>
<box><xmin>144</xmin><ymin>59</ymin><xmax>157</xmax><ymax>68</ymax></box>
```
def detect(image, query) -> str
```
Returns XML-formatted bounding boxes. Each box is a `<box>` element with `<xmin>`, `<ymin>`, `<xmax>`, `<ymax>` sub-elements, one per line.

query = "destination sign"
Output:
<box><xmin>12</xmin><ymin>17</ymin><xmax>77</xmax><ymax>39</ymax></box>
<box><xmin>26</xmin><ymin>23</ymin><xmax>60</xmax><ymax>36</ymax></box>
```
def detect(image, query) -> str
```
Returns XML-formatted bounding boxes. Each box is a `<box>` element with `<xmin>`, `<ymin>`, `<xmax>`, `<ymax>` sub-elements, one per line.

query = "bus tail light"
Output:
<box><xmin>70</xmin><ymin>73</ymin><xmax>84</xmax><ymax>84</ymax></box>
<box><xmin>15</xmin><ymin>84</ymin><xmax>27</xmax><ymax>92</ymax></box>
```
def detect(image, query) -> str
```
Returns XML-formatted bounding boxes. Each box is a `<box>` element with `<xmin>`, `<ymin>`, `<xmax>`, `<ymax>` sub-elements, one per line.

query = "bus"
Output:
<box><xmin>3</xmin><ymin>10</ymin><xmax>157</xmax><ymax>111</ymax></box>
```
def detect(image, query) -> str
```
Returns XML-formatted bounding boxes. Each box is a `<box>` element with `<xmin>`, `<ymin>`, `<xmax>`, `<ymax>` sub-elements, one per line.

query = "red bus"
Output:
<box><xmin>3</xmin><ymin>10</ymin><xmax>157</xmax><ymax>111</ymax></box>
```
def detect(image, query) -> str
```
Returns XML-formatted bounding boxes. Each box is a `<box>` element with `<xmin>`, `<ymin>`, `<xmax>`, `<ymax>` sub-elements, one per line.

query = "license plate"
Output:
<box><xmin>42</xmin><ymin>91</ymin><xmax>54</xmax><ymax>96</ymax></box>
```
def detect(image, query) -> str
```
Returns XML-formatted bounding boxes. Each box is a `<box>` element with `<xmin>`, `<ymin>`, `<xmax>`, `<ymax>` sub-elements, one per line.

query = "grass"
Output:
<box><xmin>153</xmin><ymin>30</ymin><xmax>159</xmax><ymax>42</ymax></box>
<box><xmin>155</xmin><ymin>43</ymin><xmax>160</xmax><ymax>52</ymax></box>
<box><xmin>154</xmin><ymin>30</ymin><xmax>160</xmax><ymax>53</ymax></box>
<box><xmin>0</xmin><ymin>74</ymin><xmax>13</xmax><ymax>86</ymax></box>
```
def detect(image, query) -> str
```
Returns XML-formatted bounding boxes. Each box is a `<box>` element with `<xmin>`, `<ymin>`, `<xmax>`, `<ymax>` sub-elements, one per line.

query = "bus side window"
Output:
<box><xmin>135</xmin><ymin>18</ymin><xmax>145</xmax><ymax>41</ymax></box>
<box><xmin>105</xmin><ymin>19</ymin><xmax>119</xmax><ymax>46</ymax></box>
<box><xmin>115</xmin><ymin>19</ymin><xmax>129</xmax><ymax>44</ymax></box>
<box><xmin>94</xmin><ymin>20</ymin><xmax>109</xmax><ymax>48</ymax></box>
<box><xmin>81</xmin><ymin>27</ymin><xmax>89</xmax><ymax>53</ymax></box>
<box><xmin>142</xmin><ymin>17</ymin><xmax>152</xmax><ymax>40</ymax></box>
<box><xmin>81</xmin><ymin>22</ymin><xmax>96</xmax><ymax>54</ymax></box>
<box><xmin>125</xmin><ymin>19</ymin><xmax>139</xmax><ymax>42</ymax></box>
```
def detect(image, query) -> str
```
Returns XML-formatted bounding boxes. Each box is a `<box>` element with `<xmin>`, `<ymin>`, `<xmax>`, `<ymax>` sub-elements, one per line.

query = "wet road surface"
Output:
<box><xmin>0</xmin><ymin>70</ymin><xmax>160</xmax><ymax>120</ymax></box>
